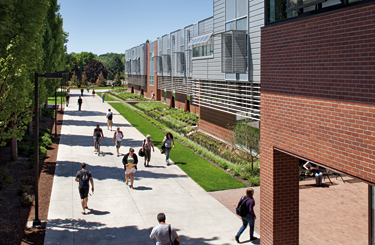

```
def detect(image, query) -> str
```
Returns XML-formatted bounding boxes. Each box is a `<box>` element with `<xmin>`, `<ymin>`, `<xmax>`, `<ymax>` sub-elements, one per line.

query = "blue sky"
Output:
<box><xmin>58</xmin><ymin>0</ymin><xmax>213</xmax><ymax>55</ymax></box>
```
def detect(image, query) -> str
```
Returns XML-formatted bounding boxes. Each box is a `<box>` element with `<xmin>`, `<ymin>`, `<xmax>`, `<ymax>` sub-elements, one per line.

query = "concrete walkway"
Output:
<box><xmin>44</xmin><ymin>89</ymin><xmax>259</xmax><ymax>245</ymax></box>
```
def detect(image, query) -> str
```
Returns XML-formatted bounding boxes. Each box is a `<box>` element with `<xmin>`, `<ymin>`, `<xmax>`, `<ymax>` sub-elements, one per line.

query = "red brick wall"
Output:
<box><xmin>260</xmin><ymin>3</ymin><xmax>375</xmax><ymax>244</ymax></box>
<box><xmin>200</xmin><ymin>107</ymin><xmax>235</xmax><ymax>141</ymax></box>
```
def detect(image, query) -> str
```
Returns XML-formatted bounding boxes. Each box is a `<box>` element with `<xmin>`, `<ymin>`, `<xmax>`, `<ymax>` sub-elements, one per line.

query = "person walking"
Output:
<box><xmin>92</xmin><ymin>89</ymin><xmax>96</xmax><ymax>98</ymax></box>
<box><xmin>65</xmin><ymin>93</ymin><xmax>70</xmax><ymax>107</ymax></box>
<box><xmin>142</xmin><ymin>134</ymin><xmax>155</xmax><ymax>167</ymax></box>
<box><xmin>87</xmin><ymin>85</ymin><xmax>90</xmax><ymax>93</ymax></box>
<box><xmin>162</xmin><ymin>132</ymin><xmax>175</xmax><ymax>166</ymax></box>
<box><xmin>81</xmin><ymin>88</ymin><xmax>84</xmax><ymax>96</ymax></box>
<box><xmin>235</xmin><ymin>188</ymin><xmax>257</xmax><ymax>243</ymax></box>
<box><xmin>93</xmin><ymin>124</ymin><xmax>104</xmax><ymax>153</ymax></box>
<box><xmin>106</xmin><ymin>109</ymin><xmax>113</xmax><ymax>131</ymax></box>
<box><xmin>77</xmin><ymin>96</ymin><xmax>83</xmax><ymax>111</ymax></box>
<box><xmin>75</xmin><ymin>162</ymin><xmax>94</xmax><ymax>214</ymax></box>
<box><xmin>122</xmin><ymin>148</ymin><xmax>138</xmax><ymax>189</ymax></box>
<box><xmin>150</xmin><ymin>91</ymin><xmax>155</xmax><ymax>101</ymax></box>
<box><xmin>303</xmin><ymin>161</ymin><xmax>323</xmax><ymax>186</ymax></box>
<box><xmin>111</xmin><ymin>84</ymin><xmax>114</xmax><ymax>90</ymax></box>
<box><xmin>101</xmin><ymin>92</ymin><xmax>105</xmax><ymax>103</ymax></box>
<box><xmin>113</xmin><ymin>127</ymin><xmax>124</xmax><ymax>157</ymax></box>
<box><xmin>150</xmin><ymin>213</ymin><xmax>180</xmax><ymax>245</ymax></box>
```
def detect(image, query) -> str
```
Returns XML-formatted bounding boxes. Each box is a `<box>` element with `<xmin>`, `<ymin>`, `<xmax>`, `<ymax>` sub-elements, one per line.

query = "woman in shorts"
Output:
<box><xmin>142</xmin><ymin>134</ymin><xmax>155</xmax><ymax>167</ymax></box>
<box><xmin>122</xmin><ymin>148</ymin><xmax>138</xmax><ymax>189</ymax></box>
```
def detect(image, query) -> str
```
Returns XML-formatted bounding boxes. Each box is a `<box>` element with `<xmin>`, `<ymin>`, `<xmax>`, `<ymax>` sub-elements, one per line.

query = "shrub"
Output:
<box><xmin>19</xmin><ymin>193</ymin><xmax>34</xmax><ymax>207</ymax></box>
<box><xmin>39</xmin><ymin>146</ymin><xmax>47</xmax><ymax>159</ymax></box>
<box><xmin>40</xmin><ymin>135</ymin><xmax>52</xmax><ymax>147</ymax></box>
<box><xmin>248</xmin><ymin>175</ymin><xmax>260</xmax><ymax>187</ymax></box>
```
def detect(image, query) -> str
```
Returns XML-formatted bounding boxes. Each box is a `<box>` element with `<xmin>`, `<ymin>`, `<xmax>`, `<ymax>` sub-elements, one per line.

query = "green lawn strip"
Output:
<box><xmin>48</xmin><ymin>91</ymin><xmax>66</xmax><ymax>105</ymax></box>
<box><xmin>110</xmin><ymin>102</ymin><xmax>245</xmax><ymax>192</ymax></box>
<box><xmin>104</xmin><ymin>93</ymin><xmax>120</xmax><ymax>101</ymax></box>
<box><xmin>93</xmin><ymin>86</ymin><xmax>126</xmax><ymax>90</ymax></box>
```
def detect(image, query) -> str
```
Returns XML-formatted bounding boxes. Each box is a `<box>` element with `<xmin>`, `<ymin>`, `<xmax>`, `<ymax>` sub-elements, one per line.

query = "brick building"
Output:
<box><xmin>260</xmin><ymin>0</ymin><xmax>375</xmax><ymax>244</ymax></box>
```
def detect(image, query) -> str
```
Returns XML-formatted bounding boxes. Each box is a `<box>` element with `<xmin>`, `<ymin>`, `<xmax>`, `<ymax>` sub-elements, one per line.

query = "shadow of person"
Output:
<box><xmin>133</xmin><ymin>186</ymin><xmax>153</xmax><ymax>191</ymax></box>
<box><xmin>240</xmin><ymin>238</ymin><xmax>260</xmax><ymax>244</ymax></box>
<box><xmin>86</xmin><ymin>209</ymin><xmax>110</xmax><ymax>216</ymax></box>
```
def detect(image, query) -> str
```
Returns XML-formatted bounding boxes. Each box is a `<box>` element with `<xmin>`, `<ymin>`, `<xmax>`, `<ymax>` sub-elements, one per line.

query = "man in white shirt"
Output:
<box><xmin>113</xmin><ymin>127</ymin><xmax>124</xmax><ymax>157</ymax></box>
<box><xmin>150</xmin><ymin>213</ymin><xmax>180</xmax><ymax>245</ymax></box>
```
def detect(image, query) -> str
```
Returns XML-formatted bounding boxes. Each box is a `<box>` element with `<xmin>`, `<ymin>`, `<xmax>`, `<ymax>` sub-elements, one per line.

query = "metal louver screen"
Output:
<box><xmin>221</xmin><ymin>31</ymin><xmax>247</xmax><ymax>74</ymax></box>
<box><xmin>137</xmin><ymin>59</ymin><xmax>141</xmax><ymax>74</ymax></box>
<box><xmin>176</xmin><ymin>52</ymin><xmax>185</xmax><ymax>74</ymax></box>
<box><xmin>156</xmin><ymin>56</ymin><xmax>163</xmax><ymax>75</ymax></box>
<box><xmin>125</xmin><ymin>61</ymin><xmax>131</xmax><ymax>74</ymax></box>
<box><xmin>162</xmin><ymin>55</ymin><xmax>171</xmax><ymax>75</ymax></box>
<box><xmin>131</xmin><ymin>60</ymin><xmax>137</xmax><ymax>74</ymax></box>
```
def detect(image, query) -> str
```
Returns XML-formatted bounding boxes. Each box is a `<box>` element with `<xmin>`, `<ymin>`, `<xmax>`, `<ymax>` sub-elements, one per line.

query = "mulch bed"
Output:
<box><xmin>0</xmin><ymin>109</ymin><xmax>64</xmax><ymax>245</ymax></box>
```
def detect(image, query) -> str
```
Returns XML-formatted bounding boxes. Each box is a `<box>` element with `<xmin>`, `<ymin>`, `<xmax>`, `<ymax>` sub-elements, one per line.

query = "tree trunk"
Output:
<box><xmin>10</xmin><ymin>117</ymin><xmax>18</xmax><ymax>161</ymax></box>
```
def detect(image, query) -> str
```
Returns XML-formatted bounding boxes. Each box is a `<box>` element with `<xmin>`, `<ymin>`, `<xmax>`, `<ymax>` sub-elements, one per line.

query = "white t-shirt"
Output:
<box><xmin>150</xmin><ymin>224</ymin><xmax>178</xmax><ymax>245</ymax></box>
<box><xmin>107</xmin><ymin>111</ymin><xmax>113</xmax><ymax>119</ymax></box>
<box><xmin>115</xmin><ymin>131</ymin><xmax>123</xmax><ymax>141</ymax></box>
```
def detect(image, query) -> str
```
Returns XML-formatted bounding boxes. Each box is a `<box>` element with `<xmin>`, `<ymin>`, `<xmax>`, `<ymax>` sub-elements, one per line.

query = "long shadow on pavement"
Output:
<box><xmin>45</xmin><ymin>218</ymin><xmax>232</xmax><ymax>245</ymax></box>
<box><xmin>61</xmin><ymin>119</ymin><xmax>131</xmax><ymax>128</ymax></box>
<box><xmin>51</xmin><ymin>161</ymin><xmax>189</xmax><ymax>182</ymax></box>
<box><xmin>59</xmin><ymin>135</ymin><xmax>144</xmax><ymax>147</ymax></box>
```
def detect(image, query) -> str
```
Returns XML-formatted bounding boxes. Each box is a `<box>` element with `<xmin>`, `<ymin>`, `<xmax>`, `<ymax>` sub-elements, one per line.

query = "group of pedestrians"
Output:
<box><xmin>70</xmin><ymin>87</ymin><xmax>258</xmax><ymax>244</ymax></box>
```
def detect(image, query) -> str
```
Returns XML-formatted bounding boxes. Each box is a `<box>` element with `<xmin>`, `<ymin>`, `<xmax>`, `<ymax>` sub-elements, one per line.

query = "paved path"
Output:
<box><xmin>44</xmin><ymin>89</ymin><xmax>259</xmax><ymax>245</ymax></box>
<box><xmin>210</xmin><ymin>177</ymin><xmax>368</xmax><ymax>245</ymax></box>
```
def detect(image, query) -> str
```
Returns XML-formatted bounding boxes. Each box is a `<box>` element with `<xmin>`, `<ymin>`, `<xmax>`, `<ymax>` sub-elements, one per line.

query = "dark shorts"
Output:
<box><xmin>79</xmin><ymin>187</ymin><xmax>89</xmax><ymax>199</ymax></box>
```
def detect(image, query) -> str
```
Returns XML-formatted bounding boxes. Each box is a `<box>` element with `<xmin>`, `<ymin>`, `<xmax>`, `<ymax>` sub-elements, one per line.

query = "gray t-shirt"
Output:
<box><xmin>164</xmin><ymin>137</ymin><xmax>174</xmax><ymax>148</ymax></box>
<box><xmin>150</xmin><ymin>224</ymin><xmax>178</xmax><ymax>245</ymax></box>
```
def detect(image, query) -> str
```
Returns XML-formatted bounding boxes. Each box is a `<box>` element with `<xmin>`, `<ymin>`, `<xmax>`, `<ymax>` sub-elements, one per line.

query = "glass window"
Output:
<box><xmin>226</xmin><ymin>21</ymin><xmax>236</xmax><ymax>31</ymax></box>
<box><xmin>236</xmin><ymin>17</ymin><xmax>247</xmax><ymax>31</ymax></box>
<box><xmin>150</xmin><ymin>76</ymin><xmax>154</xmax><ymax>86</ymax></box>
<box><xmin>226</xmin><ymin>0</ymin><xmax>235</xmax><ymax>21</ymax></box>
<box><xmin>167</xmin><ymin>34</ymin><xmax>170</xmax><ymax>49</ymax></box>
<box><xmin>180</xmin><ymin>46</ymin><xmax>184</xmax><ymax>53</ymax></box>
<box><xmin>192</xmin><ymin>44</ymin><xmax>212</xmax><ymax>58</ymax></box>
<box><xmin>181</xmin><ymin>29</ymin><xmax>184</xmax><ymax>46</ymax></box>
<box><xmin>237</xmin><ymin>0</ymin><xmax>247</xmax><ymax>17</ymax></box>
<box><xmin>193</xmin><ymin>23</ymin><xmax>198</xmax><ymax>37</ymax></box>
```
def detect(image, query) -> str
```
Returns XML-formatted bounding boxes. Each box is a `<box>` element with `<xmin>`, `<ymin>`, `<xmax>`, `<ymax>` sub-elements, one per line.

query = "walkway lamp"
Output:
<box><xmin>33</xmin><ymin>70</ymin><xmax>67</xmax><ymax>227</ymax></box>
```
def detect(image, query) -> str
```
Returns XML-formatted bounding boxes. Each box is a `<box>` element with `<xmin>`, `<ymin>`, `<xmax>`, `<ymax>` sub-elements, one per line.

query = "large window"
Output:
<box><xmin>149</xmin><ymin>76</ymin><xmax>154</xmax><ymax>86</ymax></box>
<box><xmin>225</xmin><ymin>0</ymin><xmax>248</xmax><ymax>31</ymax></box>
<box><xmin>193</xmin><ymin>44</ymin><xmax>213</xmax><ymax>58</ymax></box>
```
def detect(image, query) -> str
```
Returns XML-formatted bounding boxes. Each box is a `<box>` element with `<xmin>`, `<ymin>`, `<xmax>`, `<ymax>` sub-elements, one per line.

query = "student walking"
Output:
<box><xmin>122</xmin><ymin>148</ymin><xmax>138</xmax><ymax>189</ymax></box>
<box><xmin>106</xmin><ymin>109</ymin><xmax>113</xmax><ymax>131</ymax></box>
<box><xmin>235</xmin><ymin>188</ymin><xmax>257</xmax><ymax>243</ymax></box>
<box><xmin>142</xmin><ymin>134</ymin><xmax>155</xmax><ymax>167</ymax></box>
<box><xmin>75</xmin><ymin>162</ymin><xmax>94</xmax><ymax>214</ymax></box>
<box><xmin>113</xmin><ymin>127</ymin><xmax>124</xmax><ymax>157</ymax></box>
<box><xmin>150</xmin><ymin>213</ymin><xmax>180</xmax><ymax>245</ymax></box>
<box><xmin>101</xmin><ymin>92</ymin><xmax>105</xmax><ymax>103</ymax></box>
<box><xmin>303</xmin><ymin>161</ymin><xmax>323</xmax><ymax>186</ymax></box>
<box><xmin>77</xmin><ymin>96</ymin><xmax>83</xmax><ymax>111</ymax></box>
<box><xmin>92</xmin><ymin>89</ymin><xmax>96</xmax><ymax>98</ymax></box>
<box><xmin>81</xmin><ymin>88</ymin><xmax>84</xmax><ymax>96</ymax></box>
<box><xmin>150</xmin><ymin>91</ymin><xmax>155</xmax><ymax>101</ymax></box>
<box><xmin>87</xmin><ymin>86</ymin><xmax>90</xmax><ymax>93</ymax></box>
<box><xmin>162</xmin><ymin>132</ymin><xmax>175</xmax><ymax>166</ymax></box>
<box><xmin>65</xmin><ymin>93</ymin><xmax>70</xmax><ymax>107</ymax></box>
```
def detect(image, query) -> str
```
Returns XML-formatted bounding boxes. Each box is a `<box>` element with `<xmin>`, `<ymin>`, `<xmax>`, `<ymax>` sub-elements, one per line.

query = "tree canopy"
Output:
<box><xmin>84</xmin><ymin>60</ymin><xmax>109</xmax><ymax>82</ymax></box>
<box><xmin>74</xmin><ymin>52</ymin><xmax>97</xmax><ymax>73</ymax></box>
<box><xmin>97</xmin><ymin>53</ymin><xmax>125</xmax><ymax>80</ymax></box>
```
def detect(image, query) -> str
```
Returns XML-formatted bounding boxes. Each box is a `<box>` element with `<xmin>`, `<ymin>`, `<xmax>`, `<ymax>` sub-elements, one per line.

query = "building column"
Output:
<box><xmin>261</xmin><ymin>149</ymin><xmax>299</xmax><ymax>244</ymax></box>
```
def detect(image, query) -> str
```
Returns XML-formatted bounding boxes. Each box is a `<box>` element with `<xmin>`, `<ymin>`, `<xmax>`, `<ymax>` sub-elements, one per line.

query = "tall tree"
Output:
<box><xmin>96</xmin><ymin>71</ymin><xmax>106</xmax><ymax>87</ymax></box>
<box><xmin>97</xmin><ymin>53</ymin><xmax>125</xmax><ymax>80</ymax></box>
<box><xmin>74</xmin><ymin>52</ymin><xmax>97</xmax><ymax>73</ymax></box>
<box><xmin>84</xmin><ymin>60</ymin><xmax>108</xmax><ymax>82</ymax></box>
<box><xmin>113</xmin><ymin>72</ymin><xmax>121</xmax><ymax>86</ymax></box>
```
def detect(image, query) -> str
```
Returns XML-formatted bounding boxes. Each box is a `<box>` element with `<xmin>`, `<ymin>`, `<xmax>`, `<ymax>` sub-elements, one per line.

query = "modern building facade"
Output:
<box><xmin>125</xmin><ymin>0</ymin><xmax>263</xmax><ymax>141</ymax></box>
<box><xmin>260</xmin><ymin>0</ymin><xmax>375</xmax><ymax>244</ymax></box>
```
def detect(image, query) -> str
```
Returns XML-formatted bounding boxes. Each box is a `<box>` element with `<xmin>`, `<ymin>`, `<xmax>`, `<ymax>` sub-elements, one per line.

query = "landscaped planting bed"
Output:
<box><xmin>110</xmin><ymin>91</ymin><xmax>148</xmax><ymax>101</ymax></box>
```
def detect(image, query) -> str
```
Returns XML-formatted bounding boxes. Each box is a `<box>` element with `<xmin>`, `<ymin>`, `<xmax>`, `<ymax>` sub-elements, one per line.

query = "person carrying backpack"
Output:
<box><xmin>75</xmin><ymin>162</ymin><xmax>94</xmax><ymax>214</ymax></box>
<box><xmin>235</xmin><ymin>188</ymin><xmax>257</xmax><ymax>243</ymax></box>
<box><xmin>106</xmin><ymin>109</ymin><xmax>113</xmax><ymax>131</ymax></box>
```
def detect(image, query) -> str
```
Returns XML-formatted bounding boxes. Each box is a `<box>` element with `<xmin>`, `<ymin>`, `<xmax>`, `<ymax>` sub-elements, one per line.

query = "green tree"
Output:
<box><xmin>113</xmin><ymin>72</ymin><xmax>121</xmax><ymax>86</ymax></box>
<box><xmin>227</xmin><ymin>118</ymin><xmax>260</xmax><ymax>170</ymax></box>
<box><xmin>70</xmin><ymin>72</ymin><xmax>79</xmax><ymax>86</ymax></box>
<box><xmin>74</xmin><ymin>52</ymin><xmax>97</xmax><ymax>73</ymax></box>
<box><xmin>0</xmin><ymin>0</ymin><xmax>49</xmax><ymax>155</ymax></box>
<box><xmin>96</xmin><ymin>71</ymin><xmax>106</xmax><ymax>87</ymax></box>
<box><xmin>81</xmin><ymin>72</ymin><xmax>88</xmax><ymax>86</ymax></box>
<box><xmin>97</xmin><ymin>53</ymin><xmax>125</xmax><ymax>80</ymax></box>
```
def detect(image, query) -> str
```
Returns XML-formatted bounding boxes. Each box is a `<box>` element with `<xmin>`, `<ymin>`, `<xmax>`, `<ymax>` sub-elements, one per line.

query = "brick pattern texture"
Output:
<box><xmin>199</xmin><ymin>107</ymin><xmax>235</xmax><ymax>140</ymax></box>
<box><xmin>261</xmin><ymin>3</ymin><xmax>375</xmax><ymax>244</ymax></box>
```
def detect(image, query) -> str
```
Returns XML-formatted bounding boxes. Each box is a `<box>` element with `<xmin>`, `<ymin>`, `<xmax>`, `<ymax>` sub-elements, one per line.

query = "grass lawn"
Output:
<box><xmin>104</xmin><ymin>92</ymin><xmax>120</xmax><ymax>101</ymax></box>
<box><xmin>48</xmin><ymin>91</ymin><xmax>66</xmax><ymax>105</ymax></box>
<box><xmin>109</xmin><ymin>102</ymin><xmax>246</xmax><ymax>192</ymax></box>
<box><xmin>92</xmin><ymin>86</ymin><xmax>126</xmax><ymax>90</ymax></box>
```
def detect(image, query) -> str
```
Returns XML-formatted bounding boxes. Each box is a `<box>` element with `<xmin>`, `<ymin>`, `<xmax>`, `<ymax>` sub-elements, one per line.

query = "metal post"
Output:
<box><xmin>33</xmin><ymin>73</ymin><xmax>41</xmax><ymax>227</ymax></box>
<box><xmin>54</xmin><ymin>87</ymin><xmax>57</xmax><ymax>138</ymax></box>
<box><xmin>60</xmin><ymin>84</ymin><xmax>62</xmax><ymax>111</ymax></box>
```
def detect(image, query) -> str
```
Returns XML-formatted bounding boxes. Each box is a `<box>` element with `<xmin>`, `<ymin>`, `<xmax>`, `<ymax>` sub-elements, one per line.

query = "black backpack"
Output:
<box><xmin>236</xmin><ymin>197</ymin><xmax>249</xmax><ymax>217</ymax></box>
<box><xmin>79</xmin><ymin>171</ymin><xmax>90</xmax><ymax>188</ymax></box>
<box><xmin>108</xmin><ymin>112</ymin><xmax>113</xmax><ymax>120</ymax></box>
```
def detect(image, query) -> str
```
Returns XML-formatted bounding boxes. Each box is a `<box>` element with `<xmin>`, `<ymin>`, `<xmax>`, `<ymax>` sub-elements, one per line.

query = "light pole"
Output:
<box><xmin>33</xmin><ymin>70</ymin><xmax>67</xmax><ymax>227</ymax></box>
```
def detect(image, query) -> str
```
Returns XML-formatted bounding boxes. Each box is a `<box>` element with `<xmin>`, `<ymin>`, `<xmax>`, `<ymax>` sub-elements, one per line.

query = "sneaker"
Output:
<box><xmin>250</xmin><ymin>236</ymin><xmax>257</xmax><ymax>241</ymax></box>
<box><xmin>126</xmin><ymin>180</ymin><xmax>128</xmax><ymax>185</ymax></box>
<box><xmin>235</xmin><ymin>236</ymin><xmax>240</xmax><ymax>243</ymax></box>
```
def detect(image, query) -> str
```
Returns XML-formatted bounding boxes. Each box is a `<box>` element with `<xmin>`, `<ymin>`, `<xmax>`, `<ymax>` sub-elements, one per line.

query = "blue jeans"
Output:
<box><xmin>236</xmin><ymin>214</ymin><xmax>255</xmax><ymax>238</ymax></box>
<box><xmin>66</xmin><ymin>100</ymin><xmax>69</xmax><ymax>107</ymax></box>
<box><xmin>78</xmin><ymin>104</ymin><xmax>82</xmax><ymax>111</ymax></box>
<box><xmin>165</xmin><ymin>147</ymin><xmax>171</xmax><ymax>163</ymax></box>
<box><xmin>102</xmin><ymin>97</ymin><xmax>104</xmax><ymax>103</ymax></box>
